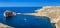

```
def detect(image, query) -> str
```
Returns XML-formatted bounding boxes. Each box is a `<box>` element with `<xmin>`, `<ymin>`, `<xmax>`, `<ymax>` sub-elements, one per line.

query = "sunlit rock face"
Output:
<box><xmin>34</xmin><ymin>6</ymin><xmax>60</xmax><ymax>23</ymax></box>
<box><xmin>23</xmin><ymin>6</ymin><xmax>60</xmax><ymax>28</ymax></box>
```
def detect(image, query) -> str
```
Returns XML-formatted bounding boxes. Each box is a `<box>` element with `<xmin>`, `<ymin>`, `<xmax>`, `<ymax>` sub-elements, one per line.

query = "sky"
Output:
<box><xmin>1</xmin><ymin>0</ymin><xmax>60</xmax><ymax>7</ymax></box>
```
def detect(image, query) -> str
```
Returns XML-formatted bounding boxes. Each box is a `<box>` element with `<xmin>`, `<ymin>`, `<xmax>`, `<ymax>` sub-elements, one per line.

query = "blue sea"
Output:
<box><xmin>0</xmin><ymin>7</ymin><xmax>55</xmax><ymax>28</ymax></box>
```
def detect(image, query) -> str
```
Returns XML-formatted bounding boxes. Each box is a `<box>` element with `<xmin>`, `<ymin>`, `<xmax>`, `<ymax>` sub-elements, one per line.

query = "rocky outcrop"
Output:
<box><xmin>0</xmin><ymin>23</ymin><xmax>14</xmax><ymax>28</ymax></box>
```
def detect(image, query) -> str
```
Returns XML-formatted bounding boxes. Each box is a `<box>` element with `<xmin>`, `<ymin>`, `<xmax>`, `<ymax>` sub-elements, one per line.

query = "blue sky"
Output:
<box><xmin>1</xmin><ymin>0</ymin><xmax>60</xmax><ymax>7</ymax></box>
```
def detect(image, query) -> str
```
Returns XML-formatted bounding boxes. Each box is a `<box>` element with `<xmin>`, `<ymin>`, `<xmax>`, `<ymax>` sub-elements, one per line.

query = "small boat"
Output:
<box><xmin>4</xmin><ymin>10</ymin><xmax>16</xmax><ymax>18</ymax></box>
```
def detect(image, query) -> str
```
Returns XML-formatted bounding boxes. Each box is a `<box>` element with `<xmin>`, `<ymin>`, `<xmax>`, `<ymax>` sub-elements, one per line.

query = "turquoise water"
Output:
<box><xmin>0</xmin><ymin>7</ymin><xmax>54</xmax><ymax>28</ymax></box>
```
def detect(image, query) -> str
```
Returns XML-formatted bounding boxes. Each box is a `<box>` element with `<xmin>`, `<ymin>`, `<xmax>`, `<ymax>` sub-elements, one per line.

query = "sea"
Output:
<box><xmin>0</xmin><ymin>7</ymin><xmax>55</xmax><ymax>28</ymax></box>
